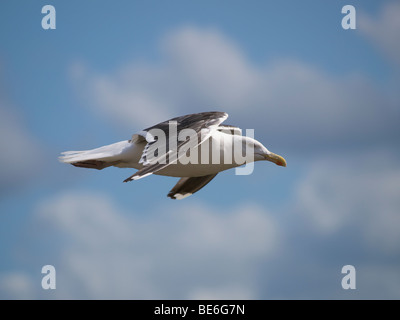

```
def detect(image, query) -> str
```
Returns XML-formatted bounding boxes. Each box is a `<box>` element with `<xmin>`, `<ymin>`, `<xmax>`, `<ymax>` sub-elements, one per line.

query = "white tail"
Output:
<box><xmin>59</xmin><ymin>140</ymin><xmax>131</xmax><ymax>169</ymax></box>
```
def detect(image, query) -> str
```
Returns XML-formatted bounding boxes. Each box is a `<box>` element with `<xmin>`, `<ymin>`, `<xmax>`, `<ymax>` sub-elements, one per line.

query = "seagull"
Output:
<box><xmin>59</xmin><ymin>111</ymin><xmax>286</xmax><ymax>199</ymax></box>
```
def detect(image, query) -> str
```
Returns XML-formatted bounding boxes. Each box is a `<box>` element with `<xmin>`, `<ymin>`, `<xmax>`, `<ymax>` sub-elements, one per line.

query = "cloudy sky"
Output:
<box><xmin>1</xmin><ymin>0</ymin><xmax>400</xmax><ymax>299</ymax></box>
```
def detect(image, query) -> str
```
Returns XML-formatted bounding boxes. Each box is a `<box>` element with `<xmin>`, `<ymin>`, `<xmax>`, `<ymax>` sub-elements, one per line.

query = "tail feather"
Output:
<box><xmin>59</xmin><ymin>140</ymin><xmax>130</xmax><ymax>169</ymax></box>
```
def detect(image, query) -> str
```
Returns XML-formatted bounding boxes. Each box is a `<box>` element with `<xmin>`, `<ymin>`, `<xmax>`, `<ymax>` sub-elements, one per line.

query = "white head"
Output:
<box><xmin>243</xmin><ymin>136</ymin><xmax>287</xmax><ymax>167</ymax></box>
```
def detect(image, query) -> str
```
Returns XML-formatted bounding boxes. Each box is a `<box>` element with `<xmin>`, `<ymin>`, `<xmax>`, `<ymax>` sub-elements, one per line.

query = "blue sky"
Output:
<box><xmin>1</xmin><ymin>0</ymin><xmax>400</xmax><ymax>299</ymax></box>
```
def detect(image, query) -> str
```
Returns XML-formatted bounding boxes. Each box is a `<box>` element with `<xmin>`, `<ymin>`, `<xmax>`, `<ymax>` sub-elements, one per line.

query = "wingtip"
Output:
<box><xmin>123</xmin><ymin>172</ymin><xmax>153</xmax><ymax>183</ymax></box>
<box><xmin>167</xmin><ymin>192</ymin><xmax>192</xmax><ymax>200</ymax></box>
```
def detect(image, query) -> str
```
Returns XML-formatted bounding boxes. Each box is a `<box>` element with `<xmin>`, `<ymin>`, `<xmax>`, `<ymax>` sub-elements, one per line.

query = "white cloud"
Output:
<box><xmin>28</xmin><ymin>191</ymin><xmax>279</xmax><ymax>299</ymax></box>
<box><xmin>71</xmin><ymin>26</ymin><xmax>399</xmax><ymax>152</ymax></box>
<box><xmin>295</xmin><ymin>150</ymin><xmax>400</xmax><ymax>253</ymax></box>
<box><xmin>0</xmin><ymin>103</ymin><xmax>43</xmax><ymax>192</ymax></box>
<box><xmin>359</xmin><ymin>2</ymin><xmax>400</xmax><ymax>66</ymax></box>
<box><xmin>3</xmin><ymin>165</ymin><xmax>400</xmax><ymax>299</ymax></box>
<box><xmin>162</xmin><ymin>27</ymin><xmax>258</xmax><ymax>109</ymax></box>
<box><xmin>69</xmin><ymin>61</ymin><xmax>172</xmax><ymax>129</ymax></box>
<box><xmin>0</xmin><ymin>272</ymin><xmax>35</xmax><ymax>299</ymax></box>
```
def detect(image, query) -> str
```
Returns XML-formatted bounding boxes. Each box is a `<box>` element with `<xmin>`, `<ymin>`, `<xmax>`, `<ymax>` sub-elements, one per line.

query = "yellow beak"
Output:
<box><xmin>265</xmin><ymin>152</ymin><xmax>287</xmax><ymax>167</ymax></box>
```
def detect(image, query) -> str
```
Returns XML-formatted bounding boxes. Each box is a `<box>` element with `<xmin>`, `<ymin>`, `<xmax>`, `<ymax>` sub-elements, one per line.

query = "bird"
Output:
<box><xmin>59</xmin><ymin>111</ymin><xmax>286</xmax><ymax>199</ymax></box>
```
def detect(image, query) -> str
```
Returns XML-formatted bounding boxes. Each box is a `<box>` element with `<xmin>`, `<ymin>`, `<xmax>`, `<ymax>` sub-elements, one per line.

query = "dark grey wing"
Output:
<box><xmin>167</xmin><ymin>174</ymin><xmax>218</xmax><ymax>200</ymax></box>
<box><xmin>124</xmin><ymin>111</ymin><xmax>228</xmax><ymax>182</ymax></box>
<box><xmin>143</xmin><ymin>111</ymin><xmax>228</xmax><ymax>134</ymax></box>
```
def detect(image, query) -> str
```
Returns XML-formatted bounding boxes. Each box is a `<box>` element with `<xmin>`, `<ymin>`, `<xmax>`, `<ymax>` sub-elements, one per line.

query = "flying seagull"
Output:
<box><xmin>59</xmin><ymin>111</ymin><xmax>286</xmax><ymax>199</ymax></box>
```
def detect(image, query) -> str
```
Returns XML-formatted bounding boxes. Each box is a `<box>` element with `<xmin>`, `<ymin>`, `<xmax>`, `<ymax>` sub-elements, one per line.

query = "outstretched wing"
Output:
<box><xmin>124</xmin><ymin>111</ymin><xmax>228</xmax><ymax>182</ymax></box>
<box><xmin>167</xmin><ymin>174</ymin><xmax>218</xmax><ymax>200</ymax></box>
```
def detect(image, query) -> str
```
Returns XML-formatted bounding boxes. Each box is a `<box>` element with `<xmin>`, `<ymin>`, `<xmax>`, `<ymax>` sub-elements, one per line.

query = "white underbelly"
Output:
<box><xmin>154</xmin><ymin>162</ymin><xmax>239</xmax><ymax>177</ymax></box>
